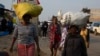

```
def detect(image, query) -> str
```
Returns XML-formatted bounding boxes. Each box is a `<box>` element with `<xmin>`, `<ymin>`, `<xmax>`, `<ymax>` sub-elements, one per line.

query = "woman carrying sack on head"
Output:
<box><xmin>9</xmin><ymin>14</ymin><xmax>40</xmax><ymax>56</ymax></box>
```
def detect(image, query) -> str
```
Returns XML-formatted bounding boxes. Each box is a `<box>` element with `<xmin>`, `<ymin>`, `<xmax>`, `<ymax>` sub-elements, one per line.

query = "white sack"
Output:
<box><xmin>62</xmin><ymin>12</ymin><xmax>90</xmax><ymax>27</ymax></box>
<box><xmin>71</xmin><ymin>12</ymin><xmax>90</xmax><ymax>26</ymax></box>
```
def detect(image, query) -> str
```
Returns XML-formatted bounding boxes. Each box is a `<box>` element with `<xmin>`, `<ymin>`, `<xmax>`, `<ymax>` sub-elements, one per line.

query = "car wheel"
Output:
<box><xmin>94</xmin><ymin>29</ymin><xmax>97</xmax><ymax>35</ymax></box>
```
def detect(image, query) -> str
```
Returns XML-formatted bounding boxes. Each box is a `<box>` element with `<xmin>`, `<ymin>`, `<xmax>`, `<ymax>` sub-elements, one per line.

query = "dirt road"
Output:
<box><xmin>0</xmin><ymin>35</ymin><xmax>61</xmax><ymax>56</ymax></box>
<box><xmin>0</xmin><ymin>34</ymin><xmax>100</xmax><ymax>56</ymax></box>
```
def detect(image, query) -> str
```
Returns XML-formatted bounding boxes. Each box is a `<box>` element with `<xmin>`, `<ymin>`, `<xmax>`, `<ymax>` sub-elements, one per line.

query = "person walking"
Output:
<box><xmin>48</xmin><ymin>16</ymin><xmax>61</xmax><ymax>56</ymax></box>
<box><xmin>80</xmin><ymin>26</ymin><xmax>89</xmax><ymax>48</ymax></box>
<box><xmin>59</xmin><ymin>23</ymin><xmax>68</xmax><ymax>51</ymax></box>
<box><xmin>41</xmin><ymin>21</ymin><xmax>48</xmax><ymax>38</ymax></box>
<box><xmin>0</xmin><ymin>17</ymin><xmax>7</xmax><ymax>31</ymax></box>
<box><xmin>10</xmin><ymin>14</ymin><xmax>40</xmax><ymax>56</ymax></box>
<box><xmin>62</xmin><ymin>25</ymin><xmax>87</xmax><ymax>56</ymax></box>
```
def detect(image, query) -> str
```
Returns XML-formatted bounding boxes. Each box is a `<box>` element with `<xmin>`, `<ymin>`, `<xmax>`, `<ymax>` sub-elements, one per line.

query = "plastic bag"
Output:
<box><xmin>13</xmin><ymin>2</ymin><xmax>43</xmax><ymax>19</ymax></box>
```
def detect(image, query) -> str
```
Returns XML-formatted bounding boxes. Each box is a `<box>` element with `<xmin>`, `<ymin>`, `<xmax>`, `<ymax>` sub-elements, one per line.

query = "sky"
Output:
<box><xmin>0</xmin><ymin>0</ymin><xmax>100</xmax><ymax>21</ymax></box>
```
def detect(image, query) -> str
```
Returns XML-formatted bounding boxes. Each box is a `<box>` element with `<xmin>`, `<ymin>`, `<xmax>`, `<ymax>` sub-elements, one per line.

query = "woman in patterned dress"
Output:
<box><xmin>48</xmin><ymin>16</ymin><xmax>61</xmax><ymax>56</ymax></box>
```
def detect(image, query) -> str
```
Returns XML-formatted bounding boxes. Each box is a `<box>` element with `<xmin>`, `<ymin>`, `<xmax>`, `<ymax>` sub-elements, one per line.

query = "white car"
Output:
<box><xmin>90</xmin><ymin>22</ymin><xmax>100</xmax><ymax>35</ymax></box>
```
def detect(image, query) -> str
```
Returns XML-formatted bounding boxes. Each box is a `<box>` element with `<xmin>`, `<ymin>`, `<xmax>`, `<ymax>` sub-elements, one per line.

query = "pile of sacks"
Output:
<box><xmin>13</xmin><ymin>2</ymin><xmax>43</xmax><ymax>20</ymax></box>
<box><xmin>61</xmin><ymin>12</ymin><xmax>90</xmax><ymax>27</ymax></box>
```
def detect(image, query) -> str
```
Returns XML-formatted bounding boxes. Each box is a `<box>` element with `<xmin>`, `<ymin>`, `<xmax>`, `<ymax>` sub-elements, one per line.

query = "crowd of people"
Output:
<box><xmin>9</xmin><ymin>14</ymin><xmax>90</xmax><ymax>56</ymax></box>
<box><xmin>0</xmin><ymin>1</ymin><xmax>90</xmax><ymax>56</ymax></box>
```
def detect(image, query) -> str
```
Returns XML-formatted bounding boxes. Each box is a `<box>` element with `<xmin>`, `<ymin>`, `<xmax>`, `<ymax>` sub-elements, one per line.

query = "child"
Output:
<box><xmin>59</xmin><ymin>23</ymin><xmax>68</xmax><ymax>51</ymax></box>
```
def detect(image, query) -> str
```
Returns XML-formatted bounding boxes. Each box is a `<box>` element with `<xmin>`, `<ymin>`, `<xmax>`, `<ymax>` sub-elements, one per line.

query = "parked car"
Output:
<box><xmin>90</xmin><ymin>22</ymin><xmax>100</xmax><ymax>35</ymax></box>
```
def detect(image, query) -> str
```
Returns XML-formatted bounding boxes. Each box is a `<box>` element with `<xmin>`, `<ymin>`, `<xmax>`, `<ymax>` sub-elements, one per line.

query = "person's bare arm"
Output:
<box><xmin>33</xmin><ymin>24</ymin><xmax>40</xmax><ymax>56</ymax></box>
<box><xmin>34</xmin><ymin>36</ymin><xmax>40</xmax><ymax>51</ymax></box>
<box><xmin>10</xmin><ymin>38</ymin><xmax>17</xmax><ymax>52</ymax></box>
<box><xmin>9</xmin><ymin>25</ymin><xmax>18</xmax><ymax>52</ymax></box>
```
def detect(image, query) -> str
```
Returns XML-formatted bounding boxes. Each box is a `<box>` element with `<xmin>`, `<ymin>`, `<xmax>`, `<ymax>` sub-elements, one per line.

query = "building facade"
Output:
<box><xmin>90</xmin><ymin>9</ymin><xmax>100</xmax><ymax>22</ymax></box>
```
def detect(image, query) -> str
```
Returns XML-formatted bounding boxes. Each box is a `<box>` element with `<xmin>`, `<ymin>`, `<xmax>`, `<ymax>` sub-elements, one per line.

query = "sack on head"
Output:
<box><xmin>13</xmin><ymin>2</ymin><xmax>43</xmax><ymax>20</ymax></box>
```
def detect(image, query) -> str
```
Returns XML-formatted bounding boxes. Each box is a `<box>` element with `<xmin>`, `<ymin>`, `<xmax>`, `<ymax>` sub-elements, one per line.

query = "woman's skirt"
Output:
<box><xmin>17</xmin><ymin>43</ymin><xmax>35</xmax><ymax>56</ymax></box>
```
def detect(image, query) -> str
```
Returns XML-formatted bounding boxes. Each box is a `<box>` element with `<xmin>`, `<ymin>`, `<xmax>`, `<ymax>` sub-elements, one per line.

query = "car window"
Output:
<box><xmin>93</xmin><ymin>23</ymin><xmax>100</xmax><ymax>27</ymax></box>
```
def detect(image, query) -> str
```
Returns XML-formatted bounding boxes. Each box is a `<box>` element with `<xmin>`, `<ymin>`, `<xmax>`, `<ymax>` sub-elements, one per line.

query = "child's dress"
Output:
<box><xmin>59</xmin><ymin>27</ymin><xmax>68</xmax><ymax>49</ymax></box>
